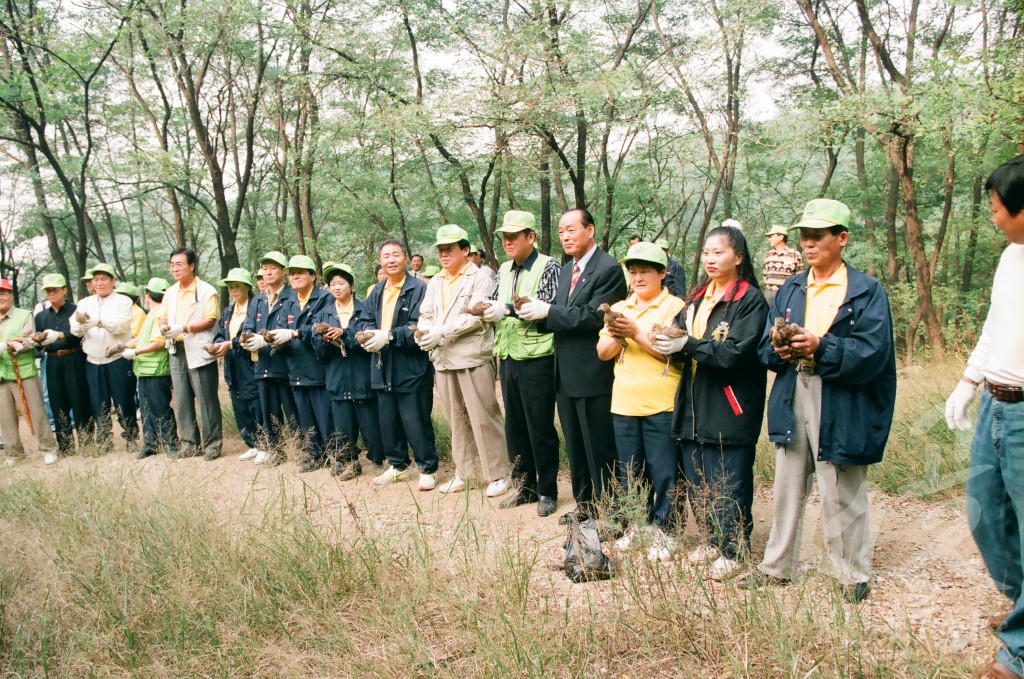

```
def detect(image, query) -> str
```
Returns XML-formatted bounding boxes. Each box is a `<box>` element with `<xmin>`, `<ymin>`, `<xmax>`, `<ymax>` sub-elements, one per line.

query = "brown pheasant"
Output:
<box><xmin>768</xmin><ymin>317</ymin><xmax>800</xmax><ymax>348</ymax></box>
<box><xmin>405</xmin><ymin>324</ymin><xmax>427</xmax><ymax>342</ymax></box>
<box><xmin>463</xmin><ymin>300</ymin><xmax>490</xmax><ymax>317</ymax></box>
<box><xmin>74</xmin><ymin>311</ymin><xmax>90</xmax><ymax>324</ymax></box>
<box><xmin>312</xmin><ymin>321</ymin><xmax>347</xmax><ymax>356</ymax></box>
<box><xmin>104</xmin><ymin>342</ymin><xmax>126</xmax><ymax>359</ymax></box>
<box><xmin>647</xmin><ymin>323</ymin><xmax>686</xmax><ymax>345</ymax></box>
<box><xmin>598</xmin><ymin>303</ymin><xmax>627</xmax><ymax>347</ymax></box>
<box><xmin>511</xmin><ymin>294</ymin><xmax>531</xmax><ymax>311</ymax></box>
<box><xmin>29</xmin><ymin>332</ymin><xmax>47</xmax><ymax>344</ymax></box>
<box><xmin>354</xmin><ymin>330</ymin><xmax>376</xmax><ymax>345</ymax></box>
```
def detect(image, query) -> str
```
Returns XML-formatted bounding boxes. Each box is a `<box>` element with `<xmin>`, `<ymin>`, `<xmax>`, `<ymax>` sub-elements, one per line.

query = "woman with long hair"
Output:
<box><xmin>210</xmin><ymin>268</ymin><xmax>263</xmax><ymax>460</ymax></box>
<box><xmin>652</xmin><ymin>225</ymin><xmax>769</xmax><ymax>576</ymax></box>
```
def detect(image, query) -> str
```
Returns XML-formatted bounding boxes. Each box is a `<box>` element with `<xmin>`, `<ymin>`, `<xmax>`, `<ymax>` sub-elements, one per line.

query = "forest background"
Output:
<box><xmin>0</xmin><ymin>0</ymin><xmax>1021</xmax><ymax>362</ymax></box>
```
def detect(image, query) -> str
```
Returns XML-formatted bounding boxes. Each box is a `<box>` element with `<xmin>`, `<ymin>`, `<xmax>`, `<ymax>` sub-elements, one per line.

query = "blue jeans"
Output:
<box><xmin>613</xmin><ymin>412</ymin><xmax>680</xmax><ymax>532</ymax></box>
<box><xmin>967</xmin><ymin>390</ymin><xmax>1024</xmax><ymax>674</ymax></box>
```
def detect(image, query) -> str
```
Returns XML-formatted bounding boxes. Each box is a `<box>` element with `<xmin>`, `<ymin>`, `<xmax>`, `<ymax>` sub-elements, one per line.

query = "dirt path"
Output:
<box><xmin>0</xmin><ymin>427</ymin><xmax>1006</xmax><ymax>667</ymax></box>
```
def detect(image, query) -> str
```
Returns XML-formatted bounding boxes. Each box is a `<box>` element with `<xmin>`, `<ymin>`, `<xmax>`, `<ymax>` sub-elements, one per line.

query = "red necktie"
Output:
<box><xmin>568</xmin><ymin>263</ymin><xmax>582</xmax><ymax>296</ymax></box>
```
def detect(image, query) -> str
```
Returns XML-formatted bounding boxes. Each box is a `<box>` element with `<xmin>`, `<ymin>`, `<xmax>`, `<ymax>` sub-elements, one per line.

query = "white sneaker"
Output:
<box><xmin>373</xmin><ymin>465</ymin><xmax>408</xmax><ymax>485</ymax></box>
<box><xmin>3</xmin><ymin>458</ymin><xmax>15</xmax><ymax>467</ymax></box>
<box><xmin>615</xmin><ymin>527</ymin><xmax>637</xmax><ymax>551</ymax></box>
<box><xmin>239</xmin><ymin>448</ymin><xmax>260</xmax><ymax>461</ymax></box>
<box><xmin>709</xmin><ymin>555</ymin><xmax>741</xmax><ymax>581</ymax></box>
<box><xmin>438</xmin><ymin>475</ymin><xmax>465</xmax><ymax>494</ymax></box>
<box><xmin>688</xmin><ymin>544</ymin><xmax>720</xmax><ymax>565</ymax></box>
<box><xmin>648</xmin><ymin>534</ymin><xmax>677</xmax><ymax>562</ymax></box>
<box><xmin>418</xmin><ymin>473</ymin><xmax>436</xmax><ymax>491</ymax></box>
<box><xmin>253</xmin><ymin>451</ymin><xmax>269</xmax><ymax>465</ymax></box>
<box><xmin>43</xmin><ymin>453</ymin><xmax>58</xmax><ymax>465</ymax></box>
<box><xmin>485</xmin><ymin>477</ymin><xmax>510</xmax><ymax>498</ymax></box>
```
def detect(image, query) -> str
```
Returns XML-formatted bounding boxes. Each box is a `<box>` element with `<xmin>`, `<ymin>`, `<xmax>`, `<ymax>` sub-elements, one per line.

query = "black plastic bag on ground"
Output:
<box><xmin>563</xmin><ymin>517</ymin><xmax>613</xmax><ymax>582</ymax></box>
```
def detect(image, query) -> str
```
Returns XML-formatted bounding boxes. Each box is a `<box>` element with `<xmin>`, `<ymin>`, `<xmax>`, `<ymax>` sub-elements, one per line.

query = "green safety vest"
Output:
<box><xmin>493</xmin><ymin>253</ymin><xmax>555</xmax><ymax>361</ymax></box>
<box><xmin>0</xmin><ymin>308</ymin><xmax>37</xmax><ymax>381</ymax></box>
<box><xmin>133</xmin><ymin>308</ymin><xmax>170</xmax><ymax>377</ymax></box>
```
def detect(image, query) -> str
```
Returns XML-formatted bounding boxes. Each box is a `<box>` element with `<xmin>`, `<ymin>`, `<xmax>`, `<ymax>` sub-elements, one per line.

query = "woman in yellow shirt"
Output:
<box><xmin>597</xmin><ymin>242</ymin><xmax>686</xmax><ymax>561</ymax></box>
<box><xmin>651</xmin><ymin>226</ymin><xmax>769</xmax><ymax>578</ymax></box>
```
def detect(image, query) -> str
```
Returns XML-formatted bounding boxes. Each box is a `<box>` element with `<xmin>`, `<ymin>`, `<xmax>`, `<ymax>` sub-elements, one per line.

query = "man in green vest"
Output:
<box><xmin>123</xmin><ymin>278</ymin><xmax>178</xmax><ymax>459</ymax></box>
<box><xmin>482</xmin><ymin>210</ymin><xmax>562</xmax><ymax>516</ymax></box>
<box><xmin>0</xmin><ymin>278</ymin><xmax>58</xmax><ymax>464</ymax></box>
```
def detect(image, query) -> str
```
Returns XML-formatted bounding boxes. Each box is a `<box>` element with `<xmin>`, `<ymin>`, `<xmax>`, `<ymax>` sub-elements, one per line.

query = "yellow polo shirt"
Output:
<box><xmin>336</xmin><ymin>299</ymin><xmax>354</xmax><ymax>329</ymax></box>
<box><xmin>129</xmin><ymin>305</ymin><xmax>146</xmax><ymax>338</ymax></box>
<box><xmin>379</xmin><ymin>276</ymin><xmax>405</xmax><ymax>333</ymax></box>
<box><xmin>599</xmin><ymin>287</ymin><xmax>686</xmax><ymax>416</ymax></box>
<box><xmin>691</xmin><ymin>281</ymin><xmax>723</xmax><ymax>341</ymax></box>
<box><xmin>440</xmin><ymin>262</ymin><xmax>470</xmax><ymax>309</ymax></box>
<box><xmin>804</xmin><ymin>263</ymin><xmax>848</xmax><ymax>337</ymax></box>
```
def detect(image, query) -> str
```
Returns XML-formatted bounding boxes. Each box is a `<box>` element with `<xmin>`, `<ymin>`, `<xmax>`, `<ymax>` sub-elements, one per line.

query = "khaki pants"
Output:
<box><xmin>0</xmin><ymin>375</ymin><xmax>57</xmax><ymax>457</ymax></box>
<box><xmin>435</xmin><ymin>363</ymin><xmax>509</xmax><ymax>482</ymax></box>
<box><xmin>759</xmin><ymin>374</ymin><xmax>872</xmax><ymax>585</ymax></box>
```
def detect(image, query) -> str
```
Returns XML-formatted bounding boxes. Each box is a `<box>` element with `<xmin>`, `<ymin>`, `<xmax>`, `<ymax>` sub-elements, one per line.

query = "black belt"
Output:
<box><xmin>795</xmin><ymin>363</ymin><xmax>817</xmax><ymax>375</ymax></box>
<box><xmin>987</xmin><ymin>382</ymin><xmax>1024</xmax><ymax>403</ymax></box>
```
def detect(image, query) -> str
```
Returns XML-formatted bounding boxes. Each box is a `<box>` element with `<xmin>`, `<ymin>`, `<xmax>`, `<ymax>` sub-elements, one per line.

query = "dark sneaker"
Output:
<box><xmin>203</xmin><ymin>449</ymin><xmax>222</xmax><ymax>461</ymax></box>
<box><xmin>842</xmin><ymin>582</ymin><xmax>870</xmax><ymax>603</ymax></box>
<box><xmin>332</xmin><ymin>460</ymin><xmax>361</xmax><ymax>481</ymax></box>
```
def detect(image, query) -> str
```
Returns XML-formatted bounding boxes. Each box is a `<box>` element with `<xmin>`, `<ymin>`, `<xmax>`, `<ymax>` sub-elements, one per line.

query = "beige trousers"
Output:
<box><xmin>0</xmin><ymin>375</ymin><xmax>57</xmax><ymax>457</ymax></box>
<box><xmin>759</xmin><ymin>374</ymin><xmax>872</xmax><ymax>585</ymax></box>
<box><xmin>435</xmin><ymin>363</ymin><xmax>509</xmax><ymax>482</ymax></box>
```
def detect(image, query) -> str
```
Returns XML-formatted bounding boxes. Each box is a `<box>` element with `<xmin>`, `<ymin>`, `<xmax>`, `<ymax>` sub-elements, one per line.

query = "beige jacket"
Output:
<box><xmin>417</xmin><ymin>262</ymin><xmax>495</xmax><ymax>371</ymax></box>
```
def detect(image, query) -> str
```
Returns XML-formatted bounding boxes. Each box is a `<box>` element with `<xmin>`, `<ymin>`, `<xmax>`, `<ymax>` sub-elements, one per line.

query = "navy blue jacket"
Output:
<box><xmin>672</xmin><ymin>280</ymin><xmax>768</xmax><ymax>446</ymax></box>
<box><xmin>312</xmin><ymin>298</ymin><xmax>375</xmax><ymax>401</ymax></box>
<box><xmin>274</xmin><ymin>286</ymin><xmax>331</xmax><ymax>388</ymax></box>
<box><xmin>213</xmin><ymin>303</ymin><xmax>257</xmax><ymax>389</ymax></box>
<box><xmin>758</xmin><ymin>262</ymin><xmax>896</xmax><ymax>466</ymax></box>
<box><xmin>364</xmin><ymin>276</ymin><xmax>433</xmax><ymax>393</ymax></box>
<box><xmin>239</xmin><ymin>286</ymin><xmax>294</xmax><ymax>380</ymax></box>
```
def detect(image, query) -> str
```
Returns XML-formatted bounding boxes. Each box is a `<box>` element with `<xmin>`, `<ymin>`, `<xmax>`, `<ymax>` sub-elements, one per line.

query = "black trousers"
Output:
<box><xmin>227</xmin><ymin>357</ymin><xmax>261</xmax><ymax>449</ymax></box>
<box><xmin>500</xmin><ymin>355</ymin><xmax>560</xmax><ymax>499</ymax></box>
<box><xmin>257</xmin><ymin>378</ymin><xmax>298</xmax><ymax>448</ymax></box>
<box><xmin>681</xmin><ymin>440</ymin><xmax>755</xmax><ymax>560</ymax></box>
<box><xmin>46</xmin><ymin>352</ymin><xmax>94</xmax><ymax>453</ymax></box>
<box><xmin>138</xmin><ymin>375</ymin><xmax>178</xmax><ymax>455</ymax></box>
<box><xmin>331</xmin><ymin>397</ymin><xmax>385</xmax><ymax>465</ymax></box>
<box><xmin>377</xmin><ymin>389</ymin><xmax>438</xmax><ymax>474</ymax></box>
<box><xmin>86</xmin><ymin>358</ymin><xmax>139</xmax><ymax>445</ymax></box>
<box><xmin>292</xmin><ymin>385</ymin><xmax>332</xmax><ymax>460</ymax></box>
<box><xmin>556</xmin><ymin>389</ymin><xmax>617</xmax><ymax>510</ymax></box>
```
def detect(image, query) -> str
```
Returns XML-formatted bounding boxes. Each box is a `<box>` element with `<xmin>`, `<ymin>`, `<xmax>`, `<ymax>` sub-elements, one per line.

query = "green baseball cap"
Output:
<box><xmin>433</xmin><ymin>224</ymin><xmax>469</xmax><ymax>246</ymax></box>
<box><xmin>259</xmin><ymin>251</ymin><xmax>289</xmax><ymax>268</ymax></box>
<box><xmin>288</xmin><ymin>255</ymin><xmax>317</xmax><ymax>273</ymax></box>
<box><xmin>654</xmin><ymin>238</ymin><xmax>670</xmax><ymax>250</ymax></box>
<box><xmin>794</xmin><ymin>199</ymin><xmax>850</xmax><ymax>230</ymax></box>
<box><xmin>90</xmin><ymin>263</ymin><xmax>116</xmax><ymax>279</ymax></box>
<box><xmin>80</xmin><ymin>268</ymin><xmax>94</xmax><ymax>281</ymax></box>
<box><xmin>766</xmin><ymin>224</ymin><xmax>789</xmax><ymax>237</ymax></box>
<box><xmin>115</xmin><ymin>282</ymin><xmax>141</xmax><ymax>297</ymax></box>
<box><xmin>323</xmin><ymin>262</ymin><xmax>354</xmax><ymax>285</ymax></box>
<box><xmin>219</xmin><ymin>267</ymin><xmax>254</xmax><ymax>288</ymax></box>
<box><xmin>145</xmin><ymin>277</ymin><xmax>170</xmax><ymax>294</ymax></box>
<box><xmin>423</xmin><ymin>265</ymin><xmax>441</xmax><ymax>277</ymax></box>
<box><xmin>41</xmin><ymin>273</ymin><xmax>66</xmax><ymax>289</ymax></box>
<box><xmin>620</xmin><ymin>241</ymin><xmax>668</xmax><ymax>269</ymax></box>
<box><xmin>497</xmin><ymin>210</ymin><xmax>535</xmax><ymax>233</ymax></box>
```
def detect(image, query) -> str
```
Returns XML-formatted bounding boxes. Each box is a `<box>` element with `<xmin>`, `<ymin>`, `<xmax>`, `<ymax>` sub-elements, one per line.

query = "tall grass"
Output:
<box><xmin>0</xmin><ymin>470</ymin><xmax>973</xmax><ymax>676</ymax></box>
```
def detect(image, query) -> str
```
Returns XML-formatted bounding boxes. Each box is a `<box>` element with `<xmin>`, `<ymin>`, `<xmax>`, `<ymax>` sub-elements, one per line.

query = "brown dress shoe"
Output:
<box><xmin>988</xmin><ymin>612</ymin><xmax>1010</xmax><ymax>630</ymax></box>
<box><xmin>975</xmin><ymin>660</ymin><xmax>1020</xmax><ymax>679</ymax></box>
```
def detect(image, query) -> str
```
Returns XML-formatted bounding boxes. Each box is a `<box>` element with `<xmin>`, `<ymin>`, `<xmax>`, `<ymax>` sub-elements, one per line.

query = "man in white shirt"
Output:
<box><xmin>69</xmin><ymin>263</ymin><xmax>139</xmax><ymax>451</ymax></box>
<box><xmin>946</xmin><ymin>154</ymin><xmax>1024</xmax><ymax>679</ymax></box>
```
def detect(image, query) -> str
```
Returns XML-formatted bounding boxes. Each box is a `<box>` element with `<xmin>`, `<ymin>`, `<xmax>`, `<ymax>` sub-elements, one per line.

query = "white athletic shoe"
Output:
<box><xmin>687</xmin><ymin>544</ymin><xmax>720</xmax><ymax>565</ymax></box>
<box><xmin>418</xmin><ymin>473</ymin><xmax>437</xmax><ymax>491</ymax></box>
<box><xmin>438</xmin><ymin>475</ymin><xmax>465</xmax><ymax>494</ymax></box>
<box><xmin>615</xmin><ymin>527</ymin><xmax>637</xmax><ymax>551</ymax></box>
<box><xmin>485</xmin><ymin>477</ymin><xmax>510</xmax><ymax>498</ymax></box>
<box><xmin>373</xmin><ymin>465</ymin><xmax>408</xmax><ymax>485</ymax></box>
<box><xmin>43</xmin><ymin>453</ymin><xmax>58</xmax><ymax>465</ymax></box>
<box><xmin>648</xmin><ymin>534</ymin><xmax>678</xmax><ymax>562</ymax></box>
<box><xmin>709</xmin><ymin>555</ymin><xmax>741</xmax><ymax>581</ymax></box>
<box><xmin>239</xmin><ymin>448</ymin><xmax>260</xmax><ymax>461</ymax></box>
<box><xmin>253</xmin><ymin>451</ymin><xmax>269</xmax><ymax>465</ymax></box>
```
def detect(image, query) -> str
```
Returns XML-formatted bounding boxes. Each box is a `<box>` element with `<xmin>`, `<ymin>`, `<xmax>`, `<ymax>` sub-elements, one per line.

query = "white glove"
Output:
<box><xmin>481</xmin><ymin>300</ymin><xmax>507</xmax><ymax>323</ymax></box>
<box><xmin>161</xmin><ymin>323</ymin><xmax>185</xmax><ymax>339</ymax></box>
<box><xmin>652</xmin><ymin>333</ymin><xmax>688</xmax><ymax>356</ymax></box>
<box><xmin>360</xmin><ymin>329</ymin><xmax>389</xmax><ymax>353</ymax></box>
<box><xmin>0</xmin><ymin>341</ymin><xmax>7</xmax><ymax>354</ymax></box>
<box><xmin>20</xmin><ymin>336</ymin><xmax>35</xmax><ymax>349</ymax></box>
<box><xmin>518</xmin><ymin>300</ymin><xmax>551</xmax><ymax>321</ymax></box>
<box><xmin>121</xmin><ymin>348</ymin><xmax>136</xmax><ymax>360</ymax></box>
<box><xmin>241</xmin><ymin>334</ymin><xmax>268</xmax><ymax>351</ymax></box>
<box><xmin>268</xmin><ymin>329</ymin><xmax>294</xmax><ymax>347</ymax></box>
<box><xmin>416</xmin><ymin>326</ymin><xmax>444</xmax><ymax>351</ymax></box>
<box><xmin>7</xmin><ymin>340</ymin><xmax>24</xmax><ymax>354</ymax></box>
<box><xmin>945</xmin><ymin>380</ymin><xmax>978</xmax><ymax>430</ymax></box>
<box><xmin>77</xmin><ymin>316</ymin><xmax>98</xmax><ymax>332</ymax></box>
<box><xmin>40</xmin><ymin>329</ymin><xmax>61</xmax><ymax>346</ymax></box>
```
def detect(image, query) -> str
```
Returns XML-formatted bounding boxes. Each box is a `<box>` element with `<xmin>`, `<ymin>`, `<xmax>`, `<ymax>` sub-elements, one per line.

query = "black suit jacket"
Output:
<box><xmin>539</xmin><ymin>246</ymin><xmax>627</xmax><ymax>398</ymax></box>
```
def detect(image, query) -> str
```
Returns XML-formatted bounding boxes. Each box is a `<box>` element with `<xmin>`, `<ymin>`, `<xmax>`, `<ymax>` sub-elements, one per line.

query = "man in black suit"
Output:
<box><xmin>519</xmin><ymin>208</ymin><xmax>628</xmax><ymax>523</ymax></box>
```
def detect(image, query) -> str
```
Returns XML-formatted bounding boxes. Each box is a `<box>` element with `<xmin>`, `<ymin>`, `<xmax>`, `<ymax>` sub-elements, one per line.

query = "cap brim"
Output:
<box><xmin>620</xmin><ymin>257</ymin><xmax>666</xmax><ymax>268</ymax></box>
<box><xmin>794</xmin><ymin>217</ymin><xmax>843</xmax><ymax>230</ymax></box>
<box><xmin>496</xmin><ymin>225</ymin><xmax>530</xmax><ymax>233</ymax></box>
<box><xmin>433</xmin><ymin>238</ymin><xmax>462</xmax><ymax>246</ymax></box>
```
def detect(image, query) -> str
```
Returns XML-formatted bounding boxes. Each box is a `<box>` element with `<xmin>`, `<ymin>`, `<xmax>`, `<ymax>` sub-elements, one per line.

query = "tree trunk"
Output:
<box><xmin>961</xmin><ymin>174</ymin><xmax>983</xmax><ymax>293</ymax></box>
